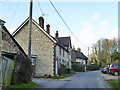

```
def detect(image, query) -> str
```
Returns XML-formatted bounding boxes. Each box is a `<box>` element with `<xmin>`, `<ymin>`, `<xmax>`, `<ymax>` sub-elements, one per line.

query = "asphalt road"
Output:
<box><xmin>33</xmin><ymin>70</ymin><xmax>110</xmax><ymax>88</ymax></box>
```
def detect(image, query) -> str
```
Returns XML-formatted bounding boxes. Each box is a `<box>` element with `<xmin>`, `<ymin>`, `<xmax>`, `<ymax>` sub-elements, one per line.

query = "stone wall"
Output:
<box><xmin>14</xmin><ymin>22</ymin><xmax>54</xmax><ymax>76</ymax></box>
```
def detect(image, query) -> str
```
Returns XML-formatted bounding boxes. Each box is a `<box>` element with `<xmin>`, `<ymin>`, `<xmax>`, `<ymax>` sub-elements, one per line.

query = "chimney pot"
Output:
<box><xmin>55</xmin><ymin>31</ymin><xmax>59</xmax><ymax>38</ymax></box>
<box><xmin>77</xmin><ymin>48</ymin><xmax>81</xmax><ymax>52</ymax></box>
<box><xmin>72</xmin><ymin>45</ymin><xmax>75</xmax><ymax>50</ymax></box>
<box><xmin>39</xmin><ymin>16</ymin><xmax>44</xmax><ymax>29</ymax></box>
<box><xmin>46</xmin><ymin>24</ymin><xmax>50</xmax><ymax>34</ymax></box>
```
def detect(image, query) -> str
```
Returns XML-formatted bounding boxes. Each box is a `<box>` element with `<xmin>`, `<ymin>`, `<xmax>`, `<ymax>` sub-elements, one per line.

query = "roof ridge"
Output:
<box><xmin>12</xmin><ymin>17</ymin><xmax>29</xmax><ymax>36</ymax></box>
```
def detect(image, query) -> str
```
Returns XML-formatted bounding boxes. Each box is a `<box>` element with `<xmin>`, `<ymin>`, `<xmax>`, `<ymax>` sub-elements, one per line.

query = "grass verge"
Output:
<box><xmin>8</xmin><ymin>81</ymin><xmax>39</xmax><ymax>88</ymax></box>
<box><xmin>108</xmin><ymin>79</ymin><xmax>120</xmax><ymax>90</ymax></box>
<box><xmin>50</xmin><ymin>73</ymin><xmax>73</xmax><ymax>79</ymax></box>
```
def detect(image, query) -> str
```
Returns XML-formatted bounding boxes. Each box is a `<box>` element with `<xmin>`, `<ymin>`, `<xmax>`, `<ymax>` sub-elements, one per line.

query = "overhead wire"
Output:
<box><xmin>9</xmin><ymin>0</ymin><xmax>20</xmax><ymax>28</ymax></box>
<box><xmin>49</xmin><ymin>0</ymin><xmax>89</xmax><ymax>49</ymax></box>
<box><xmin>37</xmin><ymin>0</ymin><xmax>48</xmax><ymax>25</ymax></box>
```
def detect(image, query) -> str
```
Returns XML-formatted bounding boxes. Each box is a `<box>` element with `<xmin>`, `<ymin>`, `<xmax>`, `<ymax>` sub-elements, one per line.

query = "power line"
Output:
<box><xmin>49</xmin><ymin>0</ymin><xmax>88</xmax><ymax>48</ymax></box>
<box><xmin>9</xmin><ymin>0</ymin><xmax>20</xmax><ymax>28</ymax></box>
<box><xmin>37</xmin><ymin>0</ymin><xmax>48</xmax><ymax>25</ymax></box>
<box><xmin>37</xmin><ymin>0</ymin><xmax>44</xmax><ymax>17</ymax></box>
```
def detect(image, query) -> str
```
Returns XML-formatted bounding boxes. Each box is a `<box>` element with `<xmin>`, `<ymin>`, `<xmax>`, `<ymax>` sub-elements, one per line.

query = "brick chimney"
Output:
<box><xmin>77</xmin><ymin>48</ymin><xmax>81</xmax><ymax>52</ymax></box>
<box><xmin>39</xmin><ymin>16</ymin><xmax>44</xmax><ymax>29</ymax></box>
<box><xmin>55</xmin><ymin>31</ymin><xmax>59</xmax><ymax>38</ymax></box>
<box><xmin>46</xmin><ymin>24</ymin><xmax>50</xmax><ymax>34</ymax></box>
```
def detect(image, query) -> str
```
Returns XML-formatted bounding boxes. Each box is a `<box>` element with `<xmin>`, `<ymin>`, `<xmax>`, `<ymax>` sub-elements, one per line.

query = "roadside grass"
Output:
<box><xmin>50</xmin><ymin>73</ymin><xmax>73</xmax><ymax>79</ymax></box>
<box><xmin>108</xmin><ymin>79</ymin><xmax>120</xmax><ymax>90</ymax></box>
<box><xmin>8</xmin><ymin>81</ymin><xmax>39</xmax><ymax>88</ymax></box>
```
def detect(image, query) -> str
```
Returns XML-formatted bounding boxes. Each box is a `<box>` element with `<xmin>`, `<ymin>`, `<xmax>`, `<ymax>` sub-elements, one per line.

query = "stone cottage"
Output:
<box><xmin>71</xmin><ymin>47</ymin><xmax>88</xmax><ymax>65</ymax></box>
<box><xmin>12</xmin><ymin>16</ymin><xmax>71</xmax><ymax>76</ymax></box>
<box><xmin>0</xmin><ymin>19</ymin><xmax>32</xmax><ymax>86</ymax></box>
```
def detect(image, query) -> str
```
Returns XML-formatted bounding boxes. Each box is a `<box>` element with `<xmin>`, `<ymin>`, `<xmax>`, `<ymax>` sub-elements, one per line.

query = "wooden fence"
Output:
<box><xmin>2</xmin><ymin>56</ymin><xmax>15</xmax><ymax>86</ymax></box>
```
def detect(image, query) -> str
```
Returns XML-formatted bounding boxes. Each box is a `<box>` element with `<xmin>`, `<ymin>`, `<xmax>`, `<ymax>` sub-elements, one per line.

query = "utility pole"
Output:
<box><xmin>88</xmin><ymin>47</ymin><xmax>90</xmax><ymax>65</ymax></box>
<box><xmin>28</xmin><ymin>0</ymin><xmax>33</xmax><ymax>57</ymax></box>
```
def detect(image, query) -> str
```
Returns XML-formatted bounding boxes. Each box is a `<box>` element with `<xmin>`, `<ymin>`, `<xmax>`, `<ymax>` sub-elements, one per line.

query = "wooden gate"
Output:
<box><xmin>2</xmin><ymin>56</ymin><xmax>15</xmax><ymax>86</ymax></box>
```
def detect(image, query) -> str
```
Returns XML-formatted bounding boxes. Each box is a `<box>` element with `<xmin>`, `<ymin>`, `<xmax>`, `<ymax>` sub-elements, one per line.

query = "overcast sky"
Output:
<box><xmin>0</xmin><ymin>0</ymin><xmax>118</xmax><ymax>56</ymax></box>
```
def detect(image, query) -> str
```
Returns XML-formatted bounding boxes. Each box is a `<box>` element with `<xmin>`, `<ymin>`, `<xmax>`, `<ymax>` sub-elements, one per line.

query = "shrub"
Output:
<box><xmin>86</xmin><ymin>64</ymin><xmax>99</xmax><ymax>71</ymax></box>
<box><xmin>58</xmin><ymin>64</ymin><xmax>71</xmax><ymax>75</ymax></box>
<box><xmin>72</xmin><ymin>63</ymin><xmax>85</xmax><ymax>72</ymax></box>
<box><xmin>66</xmin><ymin>68</ymin><xmax>71</xmax><ymax>74</ymax></box>
<box><xmin>12</xmin><ymin>53</ymin><xmax>33</xmax><ymax>85</ymax></box>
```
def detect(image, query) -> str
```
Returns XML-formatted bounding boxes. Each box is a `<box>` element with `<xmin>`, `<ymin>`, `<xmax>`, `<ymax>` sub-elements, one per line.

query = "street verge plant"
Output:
<box><xmin>86</xmin><ymin>64</ymin><xmax>99</xmax><ymax>71</ymax></box>
<box><xmin>72</xmin><ymin>63</ymin><xmax>85</xmax><ymax>72</ymax></box>
<box><xmin>58</xmin><ymin>64</ymin><xmax>71</xmax><ymax>75</ymax></box>
<box><xmin>11</xmin><ymin>53</ymin><xmax>33</xmax><ymax>85</ymax></box>
<box><xmin>8</xmin><ymin>81</ymin><xmax>39</xmax><ymax>88</ymax></box>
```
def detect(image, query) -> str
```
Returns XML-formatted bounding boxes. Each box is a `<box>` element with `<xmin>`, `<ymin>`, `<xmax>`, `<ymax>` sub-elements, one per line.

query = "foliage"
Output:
<box><xmin>8</xmin><ymin>81</ymin><xmax>39</xmax><ymax>88</ymax></box>
<box><xmin>72</xmin><ymin>63</ymin><xmax>85</xmax><ymax>72</ymax></box>
<box><xmin>86</xmin><ymin>65</ymin><xmax>99</xmax><ymax>71</ymax></box>
<box><xmin>92</xmin><ymin>38</ymin><xmax>118</xmax><ymax>67</ymax></box>
<box><xmin>58</xmin><ymin>64</ymin><xmax>71</xmax><ymax>75</ymax></box>
<box><xmin>50</xmin><ymin>73</ymin><xmax>72</xmax><ymax>79</ymax></box>
<box><xmin>72</xmin><ymin>63</ymin><xmax>99</xmax><ymax>71</ymax></box>
<box><xmin>108</xmin><ymin>80</ymin><xmax>120</xmax><ymax>90</ymax></box>
<box><xmin>12</xmin><ymin>53</ymin><xmax>33</xmax><ymax>85</ymax></box>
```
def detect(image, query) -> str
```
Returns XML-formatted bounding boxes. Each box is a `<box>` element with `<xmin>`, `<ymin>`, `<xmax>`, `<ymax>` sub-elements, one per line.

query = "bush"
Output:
<box><xmin>12</xmin><ymin>53</ymin><xmax>33</xmax><ymax>85</ymax></box>
<box><xmin>72</xmin><ymin>63</ymin><xmax>85</xmax><ymax>72</ymax></box>
<box><xmin>58</xmin><ymin>64</ymin><xmax>71</xmax><ymax>75</ymax></box>
<box><xmin>86</xmin><ymin>65</ymin><xmax>99</xmax><ymax>71</ymax></box>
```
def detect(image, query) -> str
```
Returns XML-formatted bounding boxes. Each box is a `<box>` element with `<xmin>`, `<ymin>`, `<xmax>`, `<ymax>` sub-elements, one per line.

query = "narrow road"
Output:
<box><xmin>33</xmin><ymin>70</ymin><xmax>110</xmax><ymax>88</ymax></box>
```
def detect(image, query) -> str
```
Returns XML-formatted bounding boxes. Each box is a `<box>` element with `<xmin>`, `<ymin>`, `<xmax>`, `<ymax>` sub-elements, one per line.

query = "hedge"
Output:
<box><xmin>86</xmin><ymin>65</ymin><xmax>99</xmax><ymax>71</ymax></box>
<box><xmin>72</xmin><ymin>63</ymin><xmax>99</xmax><ymax>72</ymax></box>
<box><xmin>72</xmin><ymin>63</ymin><xmax>85</xmax><ymax>72</ymax></box>
<box><xmin>58</xmin><ymin>65</ymin><xmax>71</xmax><ymax>75</ymax></box>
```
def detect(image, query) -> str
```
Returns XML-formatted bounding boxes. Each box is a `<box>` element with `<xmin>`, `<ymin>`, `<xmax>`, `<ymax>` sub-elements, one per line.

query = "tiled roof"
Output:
<box><xmin>2</xmin><ymin>26</ymin><xmax>27</xmax><ymax>57</ymax></box>
<box><xmin>72</xmin><ymin>50</ymin><xmax>88</xmax><ymax>60</ymax></box>
<box><xmin>57</xmin><ymin>37</ymin><xmax>71</xmax><ymax>47</ymax></box>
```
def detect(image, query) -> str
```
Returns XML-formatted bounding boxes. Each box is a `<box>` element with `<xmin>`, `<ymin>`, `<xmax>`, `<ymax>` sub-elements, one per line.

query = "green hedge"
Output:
<box><xmin>72</xmin><ymin>63</ymin><xmax>99</xmax><ymax>72</ymax></box>
<box><xmin>58</xmin><ymin>65</ymin><xmax>71</xmax><ymax>75</ymax></box>
<box><xmin>86</xmin><ymin>65</ymin><xmax>99</xmax><ymax>71</ymax></box>
<box><xmin>72</xmin><ymin>63</ymin><xmax>85</xmax><ymax>72</ymax></box>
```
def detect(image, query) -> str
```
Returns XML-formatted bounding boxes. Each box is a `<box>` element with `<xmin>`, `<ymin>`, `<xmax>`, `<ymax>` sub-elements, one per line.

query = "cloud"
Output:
<box><xmin>92</xmin><ymin>13</ymin><xmax>99</xmax><ymax>21</ymax></box>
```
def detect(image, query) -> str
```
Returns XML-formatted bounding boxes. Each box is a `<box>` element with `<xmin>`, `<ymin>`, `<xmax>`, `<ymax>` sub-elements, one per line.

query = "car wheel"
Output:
<box><xmin>114</xmin><ymin>71</ymin><xmax>118</xmax><ymax>76</ymax></box>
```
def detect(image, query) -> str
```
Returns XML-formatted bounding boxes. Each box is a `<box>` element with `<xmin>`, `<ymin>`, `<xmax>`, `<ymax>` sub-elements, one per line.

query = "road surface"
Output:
<box><xmin>33</xmin><ymin>70</ymin><xmax>110</xmax><ymax>88</ymax></box>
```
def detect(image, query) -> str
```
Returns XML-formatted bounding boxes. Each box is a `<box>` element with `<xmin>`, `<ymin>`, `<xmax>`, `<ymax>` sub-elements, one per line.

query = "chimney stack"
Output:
<box><xmin>39</xmin><ymin>16</ymin><xmax>44</xmax><ymax>29</ymax></box>
<box><xmin>46</xmin><ymin>24</ymin><xmax>50</xmax><ymax>34</ymax></box>
<box><xmin>72</xmin><ymin>45</ymin><xmax>75</xmax><ymax>50</ymax></box>
<box><xmin>55</xmin><ymin>31</ymin><xmax>59</xmax><ymax>38</ymax></box>
<box><xmin>77</xmin><ymin>48</ymin><xmax>81</xmax><ymax>52</ymax></box>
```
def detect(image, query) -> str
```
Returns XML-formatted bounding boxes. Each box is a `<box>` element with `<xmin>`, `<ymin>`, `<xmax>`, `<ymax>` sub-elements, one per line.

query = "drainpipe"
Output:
<box><xmin>53</xmin><ymin>43</ymin><xmax>56</xmax><ymax>77</ymax></box>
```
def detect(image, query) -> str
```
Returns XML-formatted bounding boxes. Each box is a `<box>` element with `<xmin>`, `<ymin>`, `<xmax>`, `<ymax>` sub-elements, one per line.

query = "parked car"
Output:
<box><xmin>109</xmin><ymin>64</ymin><xmax>120</xmax><ymax>76</ymax></box>
<box><xmin>101</xmin><ymin>67</ymin><xmax>109</xmax><ymax>74</ymax></box>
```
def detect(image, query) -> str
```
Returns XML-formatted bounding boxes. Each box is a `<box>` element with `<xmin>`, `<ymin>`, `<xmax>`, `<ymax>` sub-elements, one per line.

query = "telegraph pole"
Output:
<box><xmin>88</xmin><ymin>47</ymin><xmax>89</xmax><ymax>65</ymax></box>
<box><xmin>28</xmin><ymin>0</ymin><xmax>33</xmax><ymax>57</ymax></box>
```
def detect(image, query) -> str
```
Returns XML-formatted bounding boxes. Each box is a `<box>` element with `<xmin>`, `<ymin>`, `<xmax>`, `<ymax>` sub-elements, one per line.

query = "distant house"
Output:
<box><xmin>12</xmin><ymin>16</ymin><xmax>71</xmax><ymax>76</ymax></box>
<box><xmin>71</xmin><ymin>48</ymin><xmax>88</xmax><ymax>65</ymax></box>
<box><xmin>0</xmin><ymin>19</ymin><xmax>31</xmax><ymax>86</ymax></box>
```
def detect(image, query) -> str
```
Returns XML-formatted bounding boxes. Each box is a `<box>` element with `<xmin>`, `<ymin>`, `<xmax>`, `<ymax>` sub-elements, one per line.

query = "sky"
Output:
<box><xmin>0</xmin><ymin>0</ymin><xmax>118</xmax><ymax>56</ymax></box>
